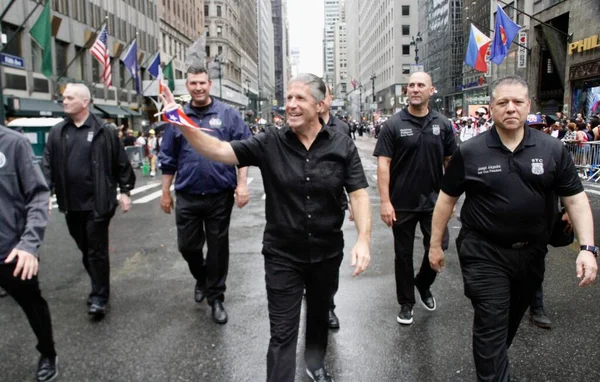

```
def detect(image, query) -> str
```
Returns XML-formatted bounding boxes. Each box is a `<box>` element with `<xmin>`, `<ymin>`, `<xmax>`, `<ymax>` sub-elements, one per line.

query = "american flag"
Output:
<box><xmin>162</xmin><ymin>107</ymin><xmax>212</xmax><ymax>133</ymax></box>
<box><xmin>90</xmin><ymin>24</ymin><xmax>112</xmax><ymax>87</ymax></box>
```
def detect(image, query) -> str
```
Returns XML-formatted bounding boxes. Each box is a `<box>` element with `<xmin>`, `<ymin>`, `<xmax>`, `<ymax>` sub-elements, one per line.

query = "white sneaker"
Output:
<box><xmin>150</xmin><ymin>171</ymin><xmax>156</xmax><ymax>177</ymax></box>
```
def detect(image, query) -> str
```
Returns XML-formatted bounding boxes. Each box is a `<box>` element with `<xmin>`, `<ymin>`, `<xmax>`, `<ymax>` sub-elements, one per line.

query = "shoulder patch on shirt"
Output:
<box><xmin>531</xmin><ymin>158</ymin><xmax>544</xmax><ymax>175</ymax></box>
<box><xmin>432</xmin><ymin>124</ymin><xmax>440</xmax><ymax>135</ymax></box>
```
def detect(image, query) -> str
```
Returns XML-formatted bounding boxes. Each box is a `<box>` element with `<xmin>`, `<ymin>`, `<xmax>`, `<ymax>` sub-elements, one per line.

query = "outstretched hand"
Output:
<box><xmin>158</xmin><ymin>85</ymin><xmax>177</xmax><ymax>111</ymax></box>
<box><xmin>5</xmin><ymin>248</ymin><xmax>38</xmax><ymax>280</ymax></box>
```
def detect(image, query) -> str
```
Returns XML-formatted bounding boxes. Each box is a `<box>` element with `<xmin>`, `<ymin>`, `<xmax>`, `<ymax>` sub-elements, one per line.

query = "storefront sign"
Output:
<box><xmin>568</xmin><ymin>35</ymin><xmax>600</xmax><ymax>55</ymax></box>
<box><xmin>518</xmin><ymin>31</ymin><xmax>527</xmax><ymax>68</ymax></box>
<box><xmin>457</xmin><ymin>77</ymin><xmax>486</xmax><ymax>91</ymax></box>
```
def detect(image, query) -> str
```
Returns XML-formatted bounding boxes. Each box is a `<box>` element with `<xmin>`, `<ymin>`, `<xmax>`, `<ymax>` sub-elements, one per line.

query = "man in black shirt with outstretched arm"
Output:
<box><xmin>159</xmin><ymin>73</ymin><xmax>371</xmax><ymax>382</ymax></box>
<box><xmin>373</xmin><ymin>72</ymin><xmax>456</xmax><ymax>325</ymax></box>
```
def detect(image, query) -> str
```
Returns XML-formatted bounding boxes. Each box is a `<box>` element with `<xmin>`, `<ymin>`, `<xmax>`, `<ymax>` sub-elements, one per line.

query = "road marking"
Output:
<box><xmin>261</xmin><ymin>193</ymin><xmax>266</xmax><ymax>200</ymax></box>
<box><xmin>371</xmin><ymin>174</ymin><xmax>378</xmax><ymax>182</ymax></box>
<box><xmin>584</xmin><ymin>182</ymin><xmax>600</xmax><ymax>189</ymax></box>
<box><xmin>133</xmin><ymin>185</ymin><xmax>174</xmax><ymax>204</ymax></box>
<box><xmin>130</xmin><ymin>182</ymin><xmax>161</xmax><ymax>195</ymax></box>
<box><xmin>585</xmin><ymin>188</ymin><xmax>600</xmax><ymax>196</ymax></box>
<box><xmin>247</xmin><ymin>177</ymin><xmax>254</xmax><ymax>186</ymax></box>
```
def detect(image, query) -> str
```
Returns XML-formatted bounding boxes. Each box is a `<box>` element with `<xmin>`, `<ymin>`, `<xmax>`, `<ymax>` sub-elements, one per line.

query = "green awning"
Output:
<box><xmin>93</xmin><ymin>104</ymin><xmax>129</xmax><ymax>118</ymax></box>
<box><xmin>120</xmin><ymin>106</ymin><xmax>141</xmax><ymax>117</ymax></box>
<box><xmin>6</xmin><ymin>97</ymin><xmax>66</xmax><ymax>117</ymax></box>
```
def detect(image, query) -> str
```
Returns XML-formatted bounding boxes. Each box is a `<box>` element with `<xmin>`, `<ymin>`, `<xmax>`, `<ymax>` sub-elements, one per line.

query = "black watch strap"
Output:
<box><xmin>580</xmin><ymin>245</ymin><xmax>598</xmax><ymax>257</ymax></box>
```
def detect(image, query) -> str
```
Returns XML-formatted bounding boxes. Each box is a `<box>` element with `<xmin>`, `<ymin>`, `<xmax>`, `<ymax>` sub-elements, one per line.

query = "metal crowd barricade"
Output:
<box><xmin>125</xmin><ymin>146</ymin><xmax>145</xmax><ymax>169</ymax></box>
<box><xmin>564</xmin><ymin>141</ymin><xmax>600</xmax><ymax>182</ymax></box>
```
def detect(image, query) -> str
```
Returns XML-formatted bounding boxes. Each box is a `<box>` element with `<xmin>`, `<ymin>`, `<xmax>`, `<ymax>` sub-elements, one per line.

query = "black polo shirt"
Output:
<box><xmin>373</xmin><ymin>108</ymin><xmax>456</xmax><ymax>212</ymax></box>
<box><xmin>442</xmin><ymin>127</ymin><xmax>583</xmax><ymax>244</ymax></box>
<box><xmin>230</xmin><ymin>124</ymin><xmax>368</xmax><ymax>263</ymax></box>
<box><xmin>327</xmin><ymin>114</ymin><xmax>351</xmax><ymax>138</ymax></box>
<box><xmin>65</xmin><ymin>114</ymin><xmax>95</xmax><ymax>211</ymax></box>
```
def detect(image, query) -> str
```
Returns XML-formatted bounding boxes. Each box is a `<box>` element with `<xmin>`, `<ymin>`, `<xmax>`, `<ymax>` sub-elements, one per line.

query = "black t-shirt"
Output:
<box><xmin>123</xmin><ymin>135</ymin><xmax>136</xmax><ymax>146</ymax></box>
<box><xmin>230</xmin><ymin>124</ymin><xmax>368</xmax><ymax>263</ymax></box>
<box><xmin>190</xmin><ymin>100</ymin><xmax>213</xmax><ymax>118</ymax></box>
<box><xmin>65</xmin><ymin>116</ymin><xmax>95</xmax><ymax>211</ymax></box>
<box><xmin>373</xmin><ymin>108</ymin><xmax>457</xmax><ymax>212</ymax></box>
<box><xmin>442</xmin><ymin>127</ymin><xmax>584</xmax><ymax>243</ymax></box>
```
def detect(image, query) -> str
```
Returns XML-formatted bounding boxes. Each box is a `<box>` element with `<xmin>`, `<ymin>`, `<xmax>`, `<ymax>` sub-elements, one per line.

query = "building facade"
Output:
<box><xmin>2</xmin><ymin>0</ymin><xmax>160</xmax><ymax>128</ymax></box>
<box><xmin>257</xmin><ymin>0</ymin><xmax>275</xmax><ymax>120</ymax></box>
<box><xmin>333</xmin><ymin>0</ymin><xmax>347</xmax><ymax>99</ymax></box>
<box><xmin>239</xmin><ymin>0</ymin><xmax>259</xmax><ymax>121</ymax></box>
<box><xmin>323</xmin><ymin>0</ymin><xmax>339</xmax><ymax>88</ymax></box>
<box><xmin>344</xmin><ymin>0</ymin><xmax>360</xmax><ymax>120</ymax></box>
<box><xmin>159</xmin><ymin>0</ymin><xmax>204</xmax><ymax>80</ymax></box>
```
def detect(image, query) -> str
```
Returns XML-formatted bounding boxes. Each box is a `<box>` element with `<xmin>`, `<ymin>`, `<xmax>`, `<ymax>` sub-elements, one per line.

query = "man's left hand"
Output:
<box><xmin>119</xmin><ymin>194</ymin><xmax>132</xmax><ymax>213</ymax></box>
<box><xmin>350</xmin><ymin>239</ymin><xmax>370</xmax><ymax>277</ymax></box>
<box><xmin>576</xmin><ymin>251</ymin><xmax>598</xmax><ymax>287</ymax></box>
<box><xmin>235</xmin><ymin>185</ymin><xmax>250</xmax><ymax>208</ymax></box>
<box><xmin>5</xmin><ymin>248</ymin><xmax>38</xmax><ymax>280</ymax></box>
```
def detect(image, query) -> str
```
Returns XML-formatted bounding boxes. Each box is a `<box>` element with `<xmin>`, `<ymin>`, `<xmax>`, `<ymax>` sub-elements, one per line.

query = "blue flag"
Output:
<box><xmin>490</xmin><ymin>5</ymin><xmax>521</xmax><ymax>65</ymax></box>
<box><xmin>121</xmin><ymin>39</ymin><xmax>141</xmax><ymax>94</ymax></box>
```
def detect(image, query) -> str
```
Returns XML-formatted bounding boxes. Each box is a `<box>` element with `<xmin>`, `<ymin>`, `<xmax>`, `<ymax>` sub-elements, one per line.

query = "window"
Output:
<box><xmin>402</xmin><ymin>45</ymin><xmax>410</xmax><ymax>55</ymax></box>
<box><xmin>206</xmin><ymin>45</ymin><xmax>211</xmax><ymax>57</ymax></box>
<box><xmin>204</xmin><ymin>4</ymin><xmax>209</xmax><ymax>16</ymax></box>
<box><xmin>217</xmin><ymin>26</ymin><xmax>222</xmax><ymax>37</ymax></box>
<box><xmin>217</xmin><ymin>5</ymin><xmax>221</xmax><ymax>17</ymax></box>
<box><xmin>402</xmin><ymin>64</ymin><xmax>411</xmax><ymax>75</ymax></box>
<box><xmin>55</xmin><ymin>40</ymin><xmax>69</xmax><ymax>77</ymax></box>
<box><xmin>402</xmin><ymin>5</ymin><xmax>410</xmax><ymax>16</ymax></box>
<box><xmin>402</xmin><ymin>25</ymin><xmax>410</xmax><ymax>35</ymax></box>
<box><xmin>218</xmin><ymin>46</ymin><xmax>223</xmax><ymax>55</ymax></box>
<box><xmin>205</xmin><ymin>25</ymin><xmax>210</xmax><ymax>37</ymax></box>
<box><xmin>1</xmin><ymin>22</ymin><xmax>21</xmax><ymax>57</ymax></box>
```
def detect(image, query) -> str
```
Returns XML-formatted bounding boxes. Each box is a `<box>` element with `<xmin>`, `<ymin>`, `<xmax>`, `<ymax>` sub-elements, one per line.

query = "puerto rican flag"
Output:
<box><xmin>162</xmin><ymin>107</ymin><xmax>212</xmax><ymax>133</ymax></box>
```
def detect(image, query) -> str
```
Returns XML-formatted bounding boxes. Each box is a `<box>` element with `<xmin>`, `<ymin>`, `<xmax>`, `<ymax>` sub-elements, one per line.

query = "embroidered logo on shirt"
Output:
<box><xmin>531</xmin><ymin>158</ymin><xmax>544</xmax><ymax>175</ymax></box>
<box><xmin>400</xmin><ymin>129</ymin><xmax>414</xmax><ymax>137</ymax></box>
<box><xmin>87</xmin><ymin>131</ymin><xmax>94</xmax><ymax>142</ymax></box>
<box><xmin>432</xmin><ymin>124</ymin><xmax>440</xmax><ymax>135</ymax></box>
<box><xmin>209</xmin><ymin>117</ymin><xmax>223</xmax><ymax>128</ymax></box>
<box><xmin>477</xmin><ymin>164</ymin><xmax>502</xmax><ymax>175</ymax></box>
<box><xmin>0</xmin><ymin>152</ymin><xmax>5</xmax><ymax>168</ymax></box>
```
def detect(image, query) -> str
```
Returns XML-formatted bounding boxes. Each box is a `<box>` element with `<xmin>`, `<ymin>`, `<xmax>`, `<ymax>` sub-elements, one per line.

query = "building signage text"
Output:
<box><xmin>568</xmin><ymin>35</ymin><xmax>600</xmax><ymax>55</ymax></box>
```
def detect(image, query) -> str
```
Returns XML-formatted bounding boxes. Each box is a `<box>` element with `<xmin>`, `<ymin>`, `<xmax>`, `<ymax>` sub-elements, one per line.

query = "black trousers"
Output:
<box><xmin>264</xmin><ymin>254</ymin><xmax>342</xmax><ymax>382</ymax></box>
<box><xmin>456</xmin><ymin>229</ymin><xmax>546</xmax><ymax>382</ymax></box>
<box><xmin>66</xmin><ymin>211</ymin><xmax>111</xmax><ymax>304</ymax></box>
<box><xmin>175</xmin><ymin>190</ymin><xmax>234</xmax><ymax>305</ymax></box>
<box><xmin>0</xmin><ymin>263</ymin><xmax>56</xmax><ymax>357</ymax></box>
<box><xmin>392</xmin><ymin>211</ymin><xmax>449</xmax><ymax>305</ymax></box>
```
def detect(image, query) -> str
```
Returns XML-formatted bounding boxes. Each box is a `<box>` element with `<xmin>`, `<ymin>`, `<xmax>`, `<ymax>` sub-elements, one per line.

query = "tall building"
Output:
<box><xmin>239</xmin><ymin>0</ymin><xmax>259</xmax><ymax>121</ymax></box>
<box><xmin>281</xmin><ymin>0</ymin><xmax>291</xmax><ymax>103</ymax></box>
<box><xmin>333</xmin><ymin>0</ymin><xmax>347</xmax><ymax>99</ymax></box>
<box><xmin>204</xmin><ymin>0</ymin><xmax>246</xmax><ymax>108</ymax></box>
<box><xmin>159</xmin><ymin>0</ymin><xmax>204</xmax><ymax>80</ymax></box>
<box><xmin>272</xmin><ymin>0</ymin><xmax>284</xmax><ymax>107</ymax></box>
<box><xmin>290</xmin><ymin>47</ymin><xmax>300</xmax><ymax>77</ymax></box>
<box><xmin>323</xmin><ymin>0</ymin><xmax>340</xmax><ymax>87</ymax></box>
<box><xmin>418</xmin><ymin>0</ymin><xmax>464</xmax><ymax>114</ymax></box>
<box><xmin>345</xmin><ymin>0</ymin><xmax>360</xmax><ymax>119</ymax></box>
<box><xmin>355</xmin><ymin>0</ymin><xmax>419</xmax><ymax>116</ymax></box>
<box><xmin>1</xmin><ymin>0</ymin><xmax>159</xmax><ymax>128</ymax></box>
<box><xmin>257</xmin><ymin>0</ymin><xmax>276</xmax><ymax>120</ymax></box>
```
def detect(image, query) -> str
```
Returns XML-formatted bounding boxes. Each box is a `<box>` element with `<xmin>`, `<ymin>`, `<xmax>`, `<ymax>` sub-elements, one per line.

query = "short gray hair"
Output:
<box><xmin>187</xmin><ymin>64</ymin><xmax>210</xmax><ymax>80</ymax></box>
<box><xmin>65</xmin><ymin>82</ymin><xmax>91</xmax><ymax>101</ymax></box>
<box><xmin>490</xmin><ymin>76</ymin><xmax>529</xmax><ymax>102</ymax></box>
<box><xmin>288</xmin><ymin>73</ymin><xmax>326</xmax><ymax>103</ymax></box>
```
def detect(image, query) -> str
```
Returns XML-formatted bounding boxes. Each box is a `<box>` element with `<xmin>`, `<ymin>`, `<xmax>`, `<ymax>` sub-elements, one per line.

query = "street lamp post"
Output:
<box><xmin>359</xmin><ymin>84</ymin><xmax>363</xmax><ymax>120</ymax></box>
<box><xmin>244</xmin><ymin>78</ymin><xmax>251</xmax><ymax>122</ymax></box>
<box><xmin>409</xmin><ymin>32</ymin><xmax>423</xmax><ymax>65</ymax></box>
<box><xmin>370</xmin><ymin>73</ymin><xmax>377</xmax><ymax>122</ymax></box>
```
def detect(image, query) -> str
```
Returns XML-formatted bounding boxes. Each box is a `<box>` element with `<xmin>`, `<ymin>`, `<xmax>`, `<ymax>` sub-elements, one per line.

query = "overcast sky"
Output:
<box><xmin>287</xmin><ymin>0</ymin><xmax>324</xmax><ymax>76</ymax></box>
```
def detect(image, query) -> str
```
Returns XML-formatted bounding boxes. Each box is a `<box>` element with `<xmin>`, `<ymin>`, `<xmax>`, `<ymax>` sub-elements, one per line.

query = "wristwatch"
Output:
<box><xmin>580</xmin><ymin>245</ymin><xmax>598</xmax><ymax>257</ymax></box>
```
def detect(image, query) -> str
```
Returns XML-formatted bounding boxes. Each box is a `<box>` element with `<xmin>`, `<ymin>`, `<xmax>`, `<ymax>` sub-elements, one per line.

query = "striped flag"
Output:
<box><xmin>162</xmin><ymin>107</ymin><xmax>212</xmax><ymax>133</ymax></box>
<box><xmin>91</xmin><ymin>23</ymin><xmax>112</xmax><ymax>87</ymax></box>
<box><xmin>147</xmin><ymin>52</ymin><xmax>164</xmax><ymax>94</ymax></box>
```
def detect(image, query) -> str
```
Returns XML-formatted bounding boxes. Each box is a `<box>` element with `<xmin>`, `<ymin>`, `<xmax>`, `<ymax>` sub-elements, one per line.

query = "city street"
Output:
<box><xmin>2</xmin><ymin>135</ymin><xmax>600</xmax><ymax>382</ymax></box>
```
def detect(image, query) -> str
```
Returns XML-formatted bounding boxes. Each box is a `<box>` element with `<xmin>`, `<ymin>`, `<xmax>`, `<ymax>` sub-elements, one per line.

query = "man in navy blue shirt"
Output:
<box><xmin>159</xmin><ymin>65</ymin><xmax>251</xmax><ymax>324</ymax></box>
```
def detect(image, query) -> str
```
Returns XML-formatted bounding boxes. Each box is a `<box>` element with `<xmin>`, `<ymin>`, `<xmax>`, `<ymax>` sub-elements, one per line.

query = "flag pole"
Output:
<box><xmin>496</xmin><ymin>0</ymin><xmax>571</xmax><ymax>40</ymax></box>
<box><xmin>90</xmin><ymin>35</ymin><xmax>137</xmax><ymax>99</ymax></box>
<box><xmin>467</xmin><ymin>19</ymin><xmax>530</xmax><ymax>52</ymax></box>
<box><xmin>55</xmin><ymin>17</ymin><xmax>108</xmax><ymax>86</ymax></box>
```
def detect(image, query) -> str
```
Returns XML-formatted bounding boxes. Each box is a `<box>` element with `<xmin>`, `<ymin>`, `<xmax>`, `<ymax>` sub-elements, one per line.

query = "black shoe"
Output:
<box><xmin>211</xmin><ymin>301</ymin><xmax>227</xmax><ymax>324</ymax></box>
<box><xmin>306</xmin><ymin>367</ymin><xmax>334</xmax><ymax>382</ymax></box>
<box><xmin>529</xmin><ymin>307</ymin><xmax>551</xmax><ymax>329</ymax></box>
<box><xmin>88</xmin><ymin>301</ymin><xmax>107</xmax><ymax>318</ymax></box>
<box><xmin>37</xmin><ymin>355</ymin><xmax>58</xmax><ymax>382</ymax></box>
<box><xmin>397</xmin><ymin>303</ymin><xmax>414</xmax><ymax>325</ymax></box>
<box><xmin>194</xmin><ymin>282</ymin><xmax>206</xmax><ymax>303</ymax></box>
<box><xmin>0</xmin><ymin>287</ymin><xmax>8</xmax><ymax>298</ymax></box>
<box><xmin>416</xmin><ymin>282</ymin><xmax>437</xmax><ymax>311</ymax></box>
<box><xmin>86</xmin><ymin>297</ymin><xmax>92</xmax><ymax>306</ymax></box>
<box><xmin>328</xmin><ymin>309</ymin><xmax>340</xmax><ymax>329</ymax></box>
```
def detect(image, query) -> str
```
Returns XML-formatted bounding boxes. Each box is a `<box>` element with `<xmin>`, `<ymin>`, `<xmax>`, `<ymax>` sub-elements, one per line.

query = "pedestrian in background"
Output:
<box><xmin>42</xmin><ymin>83</ymin><xmax>135</xmax><ymax>318</ymax></box>
<box><xmin>147</xmin><ymin>129</ymin><xmax>157</xmax><ymax>177</ymax></box>
<box><xmin>430</xmin><ymin>76</ymin><xmax>597</xmax><ymax>381</ymax></box>
<box><xmin>0</xmin><ymin>125</ymin><xmax>58</xmax><ymax>381</ymax></box>
<box><xmin>374</xmin><ymin>71</ymin><xmax>456</xmax><ymax>325</ymax></box>
<box><xmin>159</xmin><ymin>65</ymin><xmax>251</xmax><ymax>324</ymax></box>
<box><xmin>159</xmin><ymin>72</ymin><xmax>371</xmax><ymax>382</ymax></box>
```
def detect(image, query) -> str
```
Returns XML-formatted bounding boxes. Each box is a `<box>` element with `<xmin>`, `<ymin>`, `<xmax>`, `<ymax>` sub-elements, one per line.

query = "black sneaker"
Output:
<box><xmin>529</xmin><ymin>307</ymin><xmax>551</xmax><ymax>329</ymax></box>
<box><xmin>397</xmin><ymin>303</ymin><xmax>414</xmax><ymax>325</ymax></box>
<box><xmin>0</xmin><ymin>287</ymin><xmax>8</xmax><ymax>298</ymax></box>
<box><xmin>36</xmin><ymin>355</ymin><xmax>58</xmax><ymax>382</ymax></box>
<box><xmin>306</xmin><ymin>367</ymin><xmax>334</xmax><ymax>382</ymax></box>
<box><xmin>416</xmin><ymin>283</ymin><xmax>437</xmax><ymax>311</ymax></box>
<box><xmin>194</xmin><ymin>282</ymin><xmax>206</xmax><ymax>303</ymax></box>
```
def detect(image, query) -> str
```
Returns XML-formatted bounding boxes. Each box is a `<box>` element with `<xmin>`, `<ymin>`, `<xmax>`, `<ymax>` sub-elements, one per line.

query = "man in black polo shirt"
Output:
<box><xmin>159</xmin><ymin>73</ymin><xmax>371</xmax><ymax>382</ymax></box>
<box><xmin>429</xmin><ymin>76</ymin><xmax>597</xmax><ymax>382</ymax></box>
<box><xmin>373</xmin><ymin>72</ymin><xmax>456</xmax><ymax>325</ymax></box>
<box><xmin>319</xmin><ymin>84</ymin><xmax>352</xmax><ymax>329</ymax></box>
<box><xmin>43</xmin><ymin>83</ymin><xmax>135</xmax><ymax>318</ymax></box>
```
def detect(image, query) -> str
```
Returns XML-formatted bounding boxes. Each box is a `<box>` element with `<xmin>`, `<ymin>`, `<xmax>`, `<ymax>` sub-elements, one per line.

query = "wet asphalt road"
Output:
<box><xmin>1</xmin><ymin>135</ymin><xmax>599</xmax><ymax>382</ymax></box>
